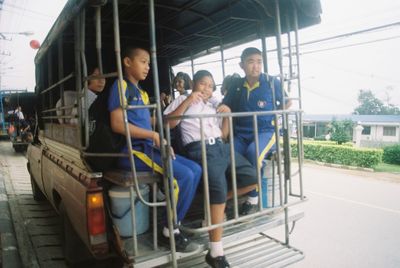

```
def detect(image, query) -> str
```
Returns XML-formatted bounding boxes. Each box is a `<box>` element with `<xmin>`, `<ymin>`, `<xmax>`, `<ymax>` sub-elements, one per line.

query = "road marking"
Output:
<box><xmin>308</xmin><ymin>190</ymin><xmax>400</xmax><ymax>215</ymax></box>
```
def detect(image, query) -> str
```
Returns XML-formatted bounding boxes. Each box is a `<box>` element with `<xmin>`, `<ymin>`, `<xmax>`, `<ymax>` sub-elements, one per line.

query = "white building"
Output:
<box><xmin>302</xmin><ymin>114</ymin><xmax>400</xmax><ymax>148</ymax></box>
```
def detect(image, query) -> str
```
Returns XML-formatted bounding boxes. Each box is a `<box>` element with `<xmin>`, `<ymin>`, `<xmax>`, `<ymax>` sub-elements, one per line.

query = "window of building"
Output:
<box><xmin>383</xmin><ymin>126</ymin><xmax>396</xmax><ymax>136</ymax></box>
<box><xmin>361</xmin><ymin>126</ymin><xmax>371</xmax><ymax>135</ymax></box>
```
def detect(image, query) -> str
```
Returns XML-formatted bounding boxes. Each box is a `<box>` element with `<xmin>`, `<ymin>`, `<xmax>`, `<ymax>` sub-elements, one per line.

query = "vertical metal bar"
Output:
<box><xmin>83</xmin><ymin>5</ymin><xmax>103</xmax><ymax>150</ymax></box>
<box><xmin>165</xmin><ymin>122</ymin><xmax>178</xmax><ymax>227</ymax></box>
<box><xmin>80</xmin><ymin>10</ymin><xmax>89</xmax><ymax>149</ymax></box>
<box><xmin>272</xmin><ymin>156</ymin><xmax>276</xmax><ymax>207</ymax></box>
<box><xmin>260</xmin><ymin>23</ymin><xmax>268</xmax><ymax>73</ymax></box>
<box><xmin>220</xmin><ymin>39</ymin><xmax>225</xmax><ymax>78</ymax></box>
<box><xmin>95</xmin><ymin>6</ymin><xmax>103</xmax><ymax>74</ymax></box>
<box><xmin>293</xmin><ymin>5</ymin><xmax>305</xmax><ymax>199</ymax></box>
<box><xmin>274</xmin><ymin>0</ymin><xmax>289</xmax><ymax>245</ymax></box>
<box><xmin>47</xmin><ymin>48</ymin><xmax>53</xmax><ymax>123</ymax></box>
<box><xmin>148</xmin><ymin>1</ymin><xmax>178</xmax><ymax>266</ymax></box>
<box><xmin>286</xmin><ymin>14</ymin><xmax>295</xmax><ymax>195</ymax></box>
<box><xmin>252</xmin><ymin>115</ymin><xmax>262</xmax><ymax>212</ymax></box>
<box><xmin>167</xmin><ymin>58</ymin><xmax>173</xmax><ymax>97</ymax></box>
<box><xmin>47</xmin><ymin>50</ymin><xmax>53</xmax><ymax>96</ymax></box>
<box><xmin>190</xmin><ymin>51</ymin><xmax>195</xmax><ymax>78</ymax></box>
<box><xmin>200</xmin><ymin>118</ymin><xmax>211</xmax><ymax>226</ymax></box>
<box><xmin>0</xmin><ymin>92</ymin><xmax>4</xmax><ymax>132</ymax></box>
<box><xmin>286</xmin><ymin>14</ymin><xmax>293</xmax><ymax>94</ymax></box>
<box><xmin>283</xmin><ymin>112</ymin><xmax>291</xmax><ymax>186</ymax></box>
<box><xmin>296</xmin><ymin>112</ymin><xmax>304</xmax><ymax>198</ymax></box>
<box><xmin>112</xmin><ymin>0</ymin><xmax>139</xmax><ymax>256</ymax></box>
<box><xmin>74</xmin><ymin>14</ymin><xmax>82</xmax><ymax>145</ymax></box>
<box><xmin>293</xmin><ymin>5</ymin><xmax>302</xmax><ymax>110</ymax></box>
<box><xmin>41</xmin><ymin>67</ymin><xmax>46</xmax><ymax>129</ymax></box>
<box><xmin>58</xmin><ymin>36</ymin><xmax>65</xmax><ymax>143</ymax></box>
<box><xmin>228</xmin><ymin>116</ymin><xmax>238</xmax><ymax>218</ymax></box>
<box><xmin>152</xmin><ymin>182</ymin><xmax>158</xmax><ymax>250</ymax></box>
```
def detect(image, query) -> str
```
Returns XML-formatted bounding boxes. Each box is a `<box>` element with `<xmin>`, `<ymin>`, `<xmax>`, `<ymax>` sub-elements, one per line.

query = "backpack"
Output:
<box><xmin>170</xmin><ymin>123</ymin><xmax>186</xmax><ymax>156</ymax></box>
<box><xmin>85</xmin><ymin>80</ymin><xmax>134</xmax><ymax>172</ymax></box>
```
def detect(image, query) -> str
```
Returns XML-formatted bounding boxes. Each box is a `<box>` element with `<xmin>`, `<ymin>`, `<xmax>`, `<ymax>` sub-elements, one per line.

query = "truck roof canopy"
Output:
<box><xmin>35</xmin><ymin>0</ymin><xmax>322</xmax><ymax>65</ymax></box>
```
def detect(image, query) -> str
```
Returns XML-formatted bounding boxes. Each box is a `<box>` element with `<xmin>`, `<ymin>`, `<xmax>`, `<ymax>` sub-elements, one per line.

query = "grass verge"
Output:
<box><xmin>373</xmin><ymin>162</ymin><xmax>400</xmax><ymax>173</ymax></box>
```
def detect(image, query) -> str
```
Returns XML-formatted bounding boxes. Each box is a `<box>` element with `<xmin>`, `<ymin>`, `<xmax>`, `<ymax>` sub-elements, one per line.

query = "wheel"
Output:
<box><xmin>59</xmin><ymin>202</ymin><xmax>94</xmax><ymax>266</ymax></box>
<box><xmin>30</xmin><ymin>175</ymin><xmax>45</xmax><ymax>201</ymax></box>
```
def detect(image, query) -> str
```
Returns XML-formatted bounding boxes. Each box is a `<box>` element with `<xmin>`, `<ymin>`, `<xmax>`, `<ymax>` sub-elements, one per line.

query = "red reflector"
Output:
<box><xmin>87</xmin><ymin>193</ymin><xmax>106</xmax><ymax>236</ymax></box>
<box><xmin>88</xmin><ymin>207</ymin><xmax>106</xmax><ymax>235</ymax></box>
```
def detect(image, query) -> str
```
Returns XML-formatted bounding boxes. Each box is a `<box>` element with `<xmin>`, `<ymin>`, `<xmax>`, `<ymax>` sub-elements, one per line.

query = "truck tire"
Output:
<box><xmin>59</xmin><ymin>202</ymin><xmax>93</xmax><ymax>266</ymax></box>
<box><xmin>30</xmin><ymin>175</ymin><xmax>45</xmax><ymax>201</ymax></box>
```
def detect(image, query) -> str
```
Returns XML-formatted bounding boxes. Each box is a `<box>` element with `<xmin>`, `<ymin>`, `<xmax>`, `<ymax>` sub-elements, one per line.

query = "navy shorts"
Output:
<box><xmin>185</xmin><ymin>140</ymin><xmax>257</xmax><ymax>204</ymax></box>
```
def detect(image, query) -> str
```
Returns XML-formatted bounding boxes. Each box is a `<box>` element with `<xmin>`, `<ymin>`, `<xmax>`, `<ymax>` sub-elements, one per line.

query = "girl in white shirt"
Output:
<box><xmin>165</xmin><ymin>70</ymin><xmax>257</xmax><ymax>268</ymax></box>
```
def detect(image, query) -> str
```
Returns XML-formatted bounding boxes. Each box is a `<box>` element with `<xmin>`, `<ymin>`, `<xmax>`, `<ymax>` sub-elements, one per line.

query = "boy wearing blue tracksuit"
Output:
<box><xmin>108</xmin><ymin>46</ymin><xmax>201</xmax><ymax>252</ymax></box>
<box><xmin>221</xmin><ymin>47</ymin><xmax>291</xmax><ymax>215</ymax></box>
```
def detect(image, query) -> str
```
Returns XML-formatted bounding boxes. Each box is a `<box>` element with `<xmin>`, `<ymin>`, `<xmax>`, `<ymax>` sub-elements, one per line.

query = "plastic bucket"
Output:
<box><xmin>108</xmin><ymin>184</ymin><xmax>149</xmax><ymax>237</ymax></box>
<box><xmin>261</xmin><ymin>160</ymin><xmax>280</xmax><ymax>208</ymax></box>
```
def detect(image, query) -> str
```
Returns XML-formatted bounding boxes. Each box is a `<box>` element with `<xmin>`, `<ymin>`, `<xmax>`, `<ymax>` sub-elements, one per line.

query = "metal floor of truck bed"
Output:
<box><xmin>129</xmin><ymin>209</ymin><xmax>304</xmax><ymax>268</ymax></box>
<box><xmin>177</xmin><ymin>234</ymin><xmax>303</xmax><ymax>268</ymax></box>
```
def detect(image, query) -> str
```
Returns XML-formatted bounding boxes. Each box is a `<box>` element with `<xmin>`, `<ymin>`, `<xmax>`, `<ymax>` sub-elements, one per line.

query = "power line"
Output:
<box><xmin>1</xmin><ymin>8</ymin><xmax>51</xmax><ymax>21</ymax></box>
<box><xmin>299</xmin><ymin>22</ymin><xmax>400</xmax><ymax>47</ymax></box>
<box><xmin>301</xmin><ymin>35</ymin><xmax>400</xmax><ymax>56</ymax></box>
<box><xmin>3</xmin><ymin>2</ymin><xmax>52</xmax><ymax>18</ymax></box>
<box><xmin>304</xmin><ymin>48</ymin><xmax>400</xmax><ymax>85</ymax></box>
<box><xmin>301</xmin><ymin>86</ymin><xmax>355</xmax><ymax>106</ymax></box>
<box><xmin>176</xmin><ymin>22</ymin><xmax>400</xmax><ymax>68</ymax></box>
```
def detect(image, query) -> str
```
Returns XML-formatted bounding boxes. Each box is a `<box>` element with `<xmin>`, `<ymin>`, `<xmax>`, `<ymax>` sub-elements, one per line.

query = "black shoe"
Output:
<box><xmin>159</xmin><ymin>231</ymin><xmax>199</xmax><ymax>253</ymax></box>
<box><xmin>239</xmin><ymin>201</ymin><xmax>258</xmax><ymax>216</ymax></box>
<box><xmin>205</xmin><ymin>251</ymin><xmax>230</xmax><ymax>268</ymax></box>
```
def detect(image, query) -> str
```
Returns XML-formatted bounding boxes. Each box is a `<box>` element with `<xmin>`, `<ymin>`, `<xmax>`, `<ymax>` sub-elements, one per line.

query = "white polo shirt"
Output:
<box><xmin>164</xmin><ymin>95</ymin><xmax>222</xmax><ymax>146</ymax></box>
<box><xmin>15</xmin><ymin>110</ymin><xmax>24</xmax><ymax>120</ymax></box>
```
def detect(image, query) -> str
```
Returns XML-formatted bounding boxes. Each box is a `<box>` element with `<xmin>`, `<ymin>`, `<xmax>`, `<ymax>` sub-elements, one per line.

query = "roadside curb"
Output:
<box><xmin>304</xmin><ymin>160</ymin><xmax>375</xmax><ymax>172</ymax></box>
<box><xmin>0</xmin><ymin>171</ymin><xmax>23</xmax><ymax>268</ymax></box>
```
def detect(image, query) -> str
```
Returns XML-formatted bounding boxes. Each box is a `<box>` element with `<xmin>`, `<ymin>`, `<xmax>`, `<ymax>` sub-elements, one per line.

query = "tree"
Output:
<box><xmin>384</xmin><ymin>104</ymin><xmax>400</xmax><ymax>115</ymax></box>
<box><xmin>354</xmin><ymin>89</ymin><xmax>400</xmax><ymax>115</ymax></box>
<box><xmin>329</xmin><ymin>119</ymin><xmax>353</xmax><ymax>145</ymax></box>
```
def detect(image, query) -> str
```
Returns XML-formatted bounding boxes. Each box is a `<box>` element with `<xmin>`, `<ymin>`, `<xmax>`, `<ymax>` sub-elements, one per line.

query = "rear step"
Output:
<box><xmin>177</xmin><ymin>234</ymin><xmax>304</xmax><ymax>268</ymax></box>
<box><xmin>132</xmin><ymin>209</ymin><xmax>304</xmax><ymax>267</ymax></box>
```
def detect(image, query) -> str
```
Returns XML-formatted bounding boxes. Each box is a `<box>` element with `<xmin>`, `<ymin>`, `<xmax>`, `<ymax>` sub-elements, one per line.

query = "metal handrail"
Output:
<box><xmin>166</xmin><ymin>109</ymin><xmax>303</xmax><ymax>120</ymax></box>
<box><xmin>164</xmin><ymin>109</ymin><xmax>305</xmax><ymax>236</ymax></box>
<box><xmin>40</xmin><ymin>73</ymin><xmax>74</xmax><ymax>95</ymax></box>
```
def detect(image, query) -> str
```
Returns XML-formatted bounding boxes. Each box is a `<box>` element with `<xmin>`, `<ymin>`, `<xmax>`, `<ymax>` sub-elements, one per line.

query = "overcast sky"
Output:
<box><xmin>0</xmin><ymin>0</ymin><xmax>399</xmax><ymax>115</ymax></box>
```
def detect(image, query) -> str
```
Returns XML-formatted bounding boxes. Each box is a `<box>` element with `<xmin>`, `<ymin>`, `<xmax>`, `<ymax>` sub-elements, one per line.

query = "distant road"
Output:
<box><xmin>273</xmin><ymin>163</ymin><xmax>400</xmax><ymax>268</ymax></box>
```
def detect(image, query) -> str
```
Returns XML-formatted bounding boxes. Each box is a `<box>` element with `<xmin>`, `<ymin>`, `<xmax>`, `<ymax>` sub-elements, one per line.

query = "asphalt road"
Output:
<box><xmin>270</xmin><ymin>163</ymin><xmax>400</xmax><ymax>268</ymax></box>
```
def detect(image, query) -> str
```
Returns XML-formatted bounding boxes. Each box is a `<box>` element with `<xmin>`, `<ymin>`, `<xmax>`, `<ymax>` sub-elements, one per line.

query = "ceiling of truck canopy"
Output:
<box><xmin>35</xmin><ymin>0</ymin><xmax>322</xmax><ymax>65</ymax></box>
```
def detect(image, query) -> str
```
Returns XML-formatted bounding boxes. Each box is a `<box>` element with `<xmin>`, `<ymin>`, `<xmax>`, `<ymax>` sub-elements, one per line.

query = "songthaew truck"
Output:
<box><xmin>0</xmin><ymin>90</ymin><xmax>35</xmax><ymax>151</ymax></box>
<box><xmin>27</xmin><ymin>0</ymin><xmax>321</xmax><ymax>267</ymax></box>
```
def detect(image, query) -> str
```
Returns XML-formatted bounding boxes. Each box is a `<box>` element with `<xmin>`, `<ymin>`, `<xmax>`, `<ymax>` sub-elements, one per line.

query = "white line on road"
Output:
<box><xmin>308</xmin><ymin>190</ymin><xmax>400</xmax><ymax>215</ymax></box>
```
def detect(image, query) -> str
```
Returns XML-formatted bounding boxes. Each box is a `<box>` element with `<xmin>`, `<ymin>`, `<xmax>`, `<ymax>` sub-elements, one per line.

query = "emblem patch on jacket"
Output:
<box><xmin>257</xmin><ymin>100</ymin><xmax>267</xmax><ymax>108</ymax></box>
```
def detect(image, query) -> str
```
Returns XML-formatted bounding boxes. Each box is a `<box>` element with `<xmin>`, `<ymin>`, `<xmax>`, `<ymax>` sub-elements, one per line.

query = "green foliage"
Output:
<box><xmin>383</xmin><ymin>144</ymin><xmax>400</xmax><ymax>165</ymax></box>
<box><xmin>291</xmin><ymin>141</ymin><xmax>382</xmax><ymax>168</ymax></box>
<box><xmin>314</xmin><ymin>135</ymin><xmax>326</xmax><ymax>141</ymax></box>
<box><xmin>373</xmin><ymin>163</ymin><xmax>400</xmax><ymax>173</ymax></box>
<box><xmin>354</xmin><ymin>89</ymin><xmax>400</xmax><ymax>115</ymax></box>
<box><xmin>329</xmin><ymin>119</ymin><xmax>353</xmax><ymax>145</ymax></box>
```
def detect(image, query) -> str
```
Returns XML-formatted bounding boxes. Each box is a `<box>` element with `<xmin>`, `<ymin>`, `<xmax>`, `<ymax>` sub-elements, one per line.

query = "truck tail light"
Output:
<box><xmin>87</xmin><ymin>192</ymin><xmax>106</xmax><ymax>235</ymax></box>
